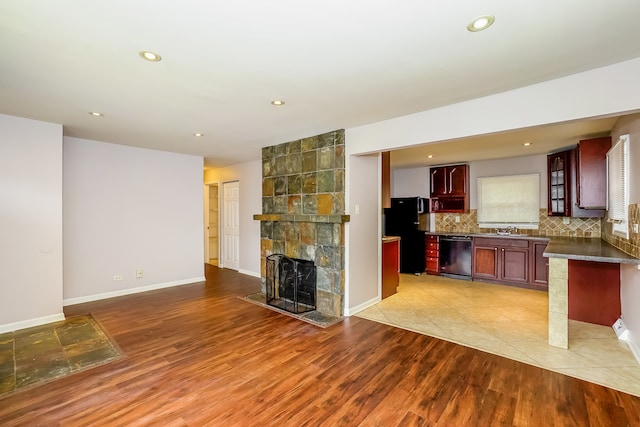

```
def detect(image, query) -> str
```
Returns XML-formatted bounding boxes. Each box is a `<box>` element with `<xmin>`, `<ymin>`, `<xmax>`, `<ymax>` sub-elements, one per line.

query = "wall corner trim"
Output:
<box><xmin>344</xmin><ymin>296</ymin><xmax>381</xmax><ymax>317</ymax></box>
<box><xmin>0</xmin><ymin>313</ymin><xmax>66</xmax><ymax>334</ymax></box>
<box><xmin>62</xmin><ymin>277</ymin><xmax>206</xmax><ymax>306</ymax></box>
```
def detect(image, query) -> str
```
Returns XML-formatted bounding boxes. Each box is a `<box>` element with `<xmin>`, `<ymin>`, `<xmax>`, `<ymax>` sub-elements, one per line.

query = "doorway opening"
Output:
<box><xmin>208</xmin><ymin>184</ymin><xmax>219</xmax><ymax>266</ymax></box>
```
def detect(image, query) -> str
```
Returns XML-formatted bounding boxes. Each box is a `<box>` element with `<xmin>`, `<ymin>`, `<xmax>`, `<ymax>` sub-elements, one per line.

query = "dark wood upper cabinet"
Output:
<box><xmin>430</xmin><ymin>164</ymin><xmax>469</xmax><ymax>213</ymax></box>
<box><xmin>576</xmin><ymin>137</ymin><xmax>611</xmax><ymax>209</ymax></box>
<box><xmin>547</xmin><ymin>150</ymin><xmax>571</xmax><ymax>217</ymax></box>
<box><xmin>547</xmin><ymin>143</ymin><xmax>607</xmax><ymax>218</ymax></box>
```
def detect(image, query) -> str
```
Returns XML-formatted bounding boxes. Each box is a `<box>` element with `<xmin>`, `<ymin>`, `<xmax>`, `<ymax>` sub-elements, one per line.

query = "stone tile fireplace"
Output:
<box><xmin>254</xmin><ymin>129</ymin><xmax>348</xmax><ymax>317</ymax></box>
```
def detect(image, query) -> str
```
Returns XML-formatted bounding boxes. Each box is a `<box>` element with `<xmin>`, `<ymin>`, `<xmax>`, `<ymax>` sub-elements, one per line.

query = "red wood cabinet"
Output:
<box><xmin>530</xmin><ymin>241</ymin><xmax>549</xmax><ymax>287</ymax></box>
<box><xmin>576</xmin><ymin>137</ymin><xmax>611</xmax><ymax>209</ymax></box>
<box><xmin>547</xmin><ymin>138</ymin><xmax>609</xmax><ymax>218</ymax></box>
<box><xmin>473</xmin><ymin>237</ymin><xmax>529</xmax><ymax>285</ymax></box>
<box><xmin>382</xmin><ymin>238</ymin><xmax>400</xmax><ymax>299</ymax></box>
<box><xmin>430</xmin><ymin>164</ymin><xmax>469</xmax><ymax>213</ymax></box>
<box><xmin>425</xmin><ymin>234</ymin><xmax>440</xmax><ymax>275</ymax></box>
<box><xmin>568</xmin><ymin>259</ymin><xmax>620</xmax><ymax>326</ymax></box>
<box><xmin>472</xmin><ymin>237</ymin><xmax>548</xmax><ymax>290</ymax></box>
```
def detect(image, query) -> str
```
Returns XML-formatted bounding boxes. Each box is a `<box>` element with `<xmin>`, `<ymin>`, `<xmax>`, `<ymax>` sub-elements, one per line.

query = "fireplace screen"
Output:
<box><xmin>266</xmin><ymin>254</ymin><xmax>316</xmax><ymax>314</ymax></box>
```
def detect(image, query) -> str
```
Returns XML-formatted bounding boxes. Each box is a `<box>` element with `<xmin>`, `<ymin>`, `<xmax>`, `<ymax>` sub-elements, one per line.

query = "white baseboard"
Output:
<box><xmin>626</xmin><ymin>332</ymin><xmax>640</xmax><ymax>365</ymax></box>
<box><xmin>238</xmin><ymin>268</ymin><xmax>261</xmax><ymax>278</ymax></box>
<box><xmin>0</xmin><ymin>312</ymin><xmax>66</xmax><ymax>334</ymax></box>
<box><xmin>63</xmin><ymin>277</ymin><xmax>206</xmax><ymax>306</ymax></box>
<box><xmin>344</xmin><ymin>296</ymin><xmax>381</xmax><ymax>317</ymax></box>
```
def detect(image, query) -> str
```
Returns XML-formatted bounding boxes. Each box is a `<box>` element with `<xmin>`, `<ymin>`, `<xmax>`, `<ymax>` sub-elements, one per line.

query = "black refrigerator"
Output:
<box><xmin>384</xmin><ymin>197</ymin><xmax>429</xmax><ymax>275</ymax></box>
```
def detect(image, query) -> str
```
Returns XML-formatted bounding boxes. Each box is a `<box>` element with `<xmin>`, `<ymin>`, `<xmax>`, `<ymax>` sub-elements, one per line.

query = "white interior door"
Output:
<box><xmin>222</xmin><ymin>181</ymin><xmax>240</xmax><ymax>271</ymax></box>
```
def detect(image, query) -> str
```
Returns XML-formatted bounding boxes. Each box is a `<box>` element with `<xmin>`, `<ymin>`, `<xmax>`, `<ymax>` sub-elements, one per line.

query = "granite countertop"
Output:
<box><xmin>543</xmin><ymin>237</ymin><xmax>640</xmax><ymax>264</ymax></box>
<box><xmin>382</xmin><ymin>236</ymin><xmax>401</xmax><ymax>243</ymax></box>
<box><xmin>425</xmin><ymin>231</ymin><xmax>550</xmax><ymax>242</ymax></box>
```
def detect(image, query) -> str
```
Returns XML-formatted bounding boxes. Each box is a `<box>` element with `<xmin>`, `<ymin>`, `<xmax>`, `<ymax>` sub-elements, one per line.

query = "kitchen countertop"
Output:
<box><xmin>425</xmin><ymin>231</ymin><xmax>550</xmax><ymax>242</ymax></box>
<box><xmin>382</xmin><ymin>236</ymin><xmax>401</xmax><ymax>243</ymax></box>
<box><xmin>543</xmin><ymin>237</ymin><xmax>640</xmax><ymax>264</ymax></box>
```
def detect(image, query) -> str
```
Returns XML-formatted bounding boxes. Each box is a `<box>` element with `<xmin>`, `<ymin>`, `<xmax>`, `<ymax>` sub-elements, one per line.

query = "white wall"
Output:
<box><xmin>63</xmin><ymin>137</ymin><xmax>205</xmax><ymax>304</ymax></box>
<box><xmin>345</xmin><ymin>153</ymin><xmax>380</xmax><ymax>314</ymax></box>
<box><xmin>392</xmin><ymin>167</ymin><xmax>430</xmax><ymax>198</ymax></box>
<box><xmin>204</xmin><ymin>160</ymin><xmax>261</xmax><ymax>277</ymax></box>
<box><xmin>611</xmin><ymin>113</ymin><xmax>640</xmax><ymax>357</ymax></box>
<box><xmin>0</xmin><ymin>114</ymin><xmax>64</xmax><ymax>332</ymax></box>
<box><xmin>346</xmin><ymin>58</ymin><xmax>640</xmax><ymax>156</ymax></box>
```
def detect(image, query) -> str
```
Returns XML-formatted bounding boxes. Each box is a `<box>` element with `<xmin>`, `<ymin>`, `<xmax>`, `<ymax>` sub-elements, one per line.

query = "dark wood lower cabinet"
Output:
<box><xmin>531</xmin><ymin>241</ymin><xmax>549</xmax><ymax>287</ymax></box>
<box><xmin>382</xmin><ymin>238</ymin><xmax>400</xmax><ymax>299</ymax></box>
<box><xmin>425</xmin><ymin>234</ymin><xmax>440</xmax><ymax>275</ymax></box>
<box><xmin>472</xmin><ymin>237</ymin><xmax>548</xmax><ymax>291</ymax></box>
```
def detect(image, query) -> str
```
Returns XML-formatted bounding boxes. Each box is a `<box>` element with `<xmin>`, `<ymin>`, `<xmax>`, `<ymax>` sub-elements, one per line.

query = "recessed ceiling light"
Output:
<box><xmin>271</xmin><ymin>100</ymin><xmax>285</xmax><ymax>106</ymax></box>
<box><xmin>89</xmin><ymin>112</ymin><xmax>103</xmax><ymax>117</ymax></box>
<box><xmin>523</xmin><ymin>141</ymin><xmax>532</xmax><ymax>146</ymax></box>
<box><xmin>427</xmin><ymin>155</ymin><xmax>434</xmax><ymax>158</ymax></box>
<box><xmin>467</xmin><ymin>15</ymin><xmax>495</xmax><ymax>32</ymax></box>
<box><xmin>139</xmin><ymin>51</ymin><xmax>162</xmax><ymax>62</ymax></box>
<box><xmin>193</xmin><ymin>133</ymin><xmax>204</xmax><ymax>137</ymax></box>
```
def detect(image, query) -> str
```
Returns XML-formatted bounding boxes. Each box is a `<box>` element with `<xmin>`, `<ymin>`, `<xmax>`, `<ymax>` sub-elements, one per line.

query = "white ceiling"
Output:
<box><xmin>1</xmin><ymin>1</ymin><xmax>640</xmax><ymax>169</ymax></box>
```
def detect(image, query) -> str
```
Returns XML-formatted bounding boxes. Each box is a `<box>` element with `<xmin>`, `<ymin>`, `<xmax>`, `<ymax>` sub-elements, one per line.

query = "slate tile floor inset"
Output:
<box><xmin>0</xmin><ymin>315</ymin><xmax>121</xmax><ymax>397</ymax></box>
<box><xmin>356</xmin><ymin>273</ymin><xmax>640</xmax><ymax>397</ymax></box>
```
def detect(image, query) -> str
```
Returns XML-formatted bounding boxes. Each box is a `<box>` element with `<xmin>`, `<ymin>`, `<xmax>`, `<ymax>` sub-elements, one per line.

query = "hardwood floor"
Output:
<box><xmin>2</xmin><ymin>264</ymin><xmax>640</xmax><ymax>426</ymax></box>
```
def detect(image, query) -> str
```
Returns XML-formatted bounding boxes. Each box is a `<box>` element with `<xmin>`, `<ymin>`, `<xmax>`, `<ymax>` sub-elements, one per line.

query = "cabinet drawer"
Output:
<box><xmin>474</xmin><ymin>237</ymin><xmax>529</xmax><ymax>248</ymax></box>
<box><xmin>426</xmin><ymin>242</ymin><xmax>439</xmax><ymax>251</ymax></box>
<box><xmin>426</xmin><ymin>258</ymin><xmax>439</xmax><ymax>272</ymax></box>
<box><xmin>426</xmin><ymin>249</ymin><xmax>439</xmax><ymax>257</ymax></box>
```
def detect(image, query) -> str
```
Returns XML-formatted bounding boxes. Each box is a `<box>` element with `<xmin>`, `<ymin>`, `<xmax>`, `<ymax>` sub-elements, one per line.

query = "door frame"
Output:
<box><xmin>203</xmin><ymin>182</ymin><xmax>221</xmax><ymax>265</ymax></box>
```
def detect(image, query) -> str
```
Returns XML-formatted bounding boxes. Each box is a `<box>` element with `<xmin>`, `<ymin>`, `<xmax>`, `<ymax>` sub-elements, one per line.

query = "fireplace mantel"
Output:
<box><xmin>253</xmin><ymin>214</ymin><xmax>350</xmax><ymax>224</ymax></box>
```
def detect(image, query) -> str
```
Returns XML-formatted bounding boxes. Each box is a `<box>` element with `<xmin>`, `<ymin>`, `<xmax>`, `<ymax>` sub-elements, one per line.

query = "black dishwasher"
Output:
<box><xmin>439</xmin><ymin>236</ymin><xmax>472</xmax><ymax>280</ymax></box>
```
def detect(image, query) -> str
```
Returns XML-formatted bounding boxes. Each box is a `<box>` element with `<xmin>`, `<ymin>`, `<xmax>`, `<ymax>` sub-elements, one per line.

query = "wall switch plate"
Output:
<box><xmin>113</xmin><ymin>275</ymin><xmax>123</xmax><ymax>281</ymax></box>
<box><xmin>136</xmin><ymin>269</ymin><xmax>143</xmax><ymax>279</ymax></box>
<box><xmin>455</xmin><ymin>215</ymin><xmax>460</xmax><ymax>223</ymax></box>
<box><xmin>633</xmin><ymin>223</ymin><xmax>639</xmax><ymax>234</ymax></box>
<box><xmin>562</xmin><ymin>217</ymin><xmax>570</xmax><ymax>225</ymax></box>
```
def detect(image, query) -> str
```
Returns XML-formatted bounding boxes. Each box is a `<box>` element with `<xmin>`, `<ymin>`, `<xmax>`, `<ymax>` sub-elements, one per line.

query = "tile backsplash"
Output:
<box><xmin>602</xmin><ymin>203</ymin><xmax>640</xmax><ymax>259</ymax></box>
<box><xmin>434</xmin><ymin>209</ymin><xmax>601</xmax><ymax>238</ymax></box>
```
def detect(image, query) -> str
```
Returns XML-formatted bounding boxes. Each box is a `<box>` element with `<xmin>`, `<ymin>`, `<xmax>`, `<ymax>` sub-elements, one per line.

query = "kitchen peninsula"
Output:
<box><xmin>544</xmin><ymin>237</ymin><xmax>640</xmax><ymax>349</ymax></box>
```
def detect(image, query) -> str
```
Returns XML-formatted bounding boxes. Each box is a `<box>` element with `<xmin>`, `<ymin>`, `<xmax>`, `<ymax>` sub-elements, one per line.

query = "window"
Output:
<box><xmin>607</xmin><ymin>134</ymin><xmax>630</xmax><ymax>238</ymax></box>
<box><xmin>477</xmin><ymin>173</ymin><xmax>540</xmax><ymax>229</ymax></box>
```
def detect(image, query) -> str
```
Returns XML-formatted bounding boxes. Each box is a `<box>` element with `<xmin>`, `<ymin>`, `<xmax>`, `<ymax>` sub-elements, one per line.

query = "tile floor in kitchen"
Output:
<box><xmin>355</xmin><ymin>273</ymin><xmax>640</xmax><ymax>397</ymax></box>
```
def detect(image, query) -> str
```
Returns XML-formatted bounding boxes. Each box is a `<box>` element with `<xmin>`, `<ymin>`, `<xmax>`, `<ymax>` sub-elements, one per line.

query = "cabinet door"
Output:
<box><xmin>576</xmin><ymin>137</ymin><xmax>611</xmax><ymax>209</ymax></box>
<box><xmin>430</xmin><ymin>167</ymin><xmax>447</xmax><ymax>197</ymax></box>
<box><xmin>500</xmin><ymin>247</ymin><xmax>529</xmax><ymax>283</ymax></box>
<box><xmin>473</xmin><ymin>245</ymin><xmax>498</xmax><ymax>280</ymax></box>
<box><xmin>447</xmin><ymin>165</ymin><xmax>467</xmax><ymax>196</ymax></box>
<box><xmin>382</xmin><ymin>240</ymin><xmax>399</xmax><ymax>299</ymax></box>
<box><xmin>547</xmin><ymin>151</ymin><xmax>570</xmax><ymax>216</ymax></box>
<box><xmin>531</xmin><ymin>241</ymin><xmax>549</xmax><ymax>287</ymax></box>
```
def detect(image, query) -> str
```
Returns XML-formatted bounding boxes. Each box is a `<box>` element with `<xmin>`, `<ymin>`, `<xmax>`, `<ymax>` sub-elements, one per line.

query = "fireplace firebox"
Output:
<box><xmin>266</xmin><ymin>254</ymin><xmax>316</xmax><ymax>314</ymax></box>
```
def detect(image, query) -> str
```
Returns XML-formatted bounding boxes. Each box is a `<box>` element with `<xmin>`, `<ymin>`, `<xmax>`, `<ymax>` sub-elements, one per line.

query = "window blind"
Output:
<box><xmin>477</xmin><ymin>173</ymin><xmax>540</xmax><ymax>228</ymax></box>
<box><xmin>607</xmin><ymin>134</ymin><xmax>629</xmax><ymax>237</ymax></box>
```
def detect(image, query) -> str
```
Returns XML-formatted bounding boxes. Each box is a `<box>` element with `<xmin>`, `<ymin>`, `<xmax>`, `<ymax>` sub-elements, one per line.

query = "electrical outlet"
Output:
<box><xmin>136</xmin><ymin>269</ymin><xmax>143</xmax><ymax>279</ymax></box>
<box><xmin>113</xmin><ymin>275</ymin><xmax>123</xmax><ymax>281</ymax></box>
<box><xmin>633</xmin><ymin>223</ymin><xmax>639</xmax><ymax>234</ymax></box>
<box><xmin>455</xmin><ymin>215</ymin><xmax>460</xmax><ymax>223</ymax></box>
<box><xmin>562</xmin><ymin>217</ymin><xmax>570</xmax><ymax>225</ymax></box>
